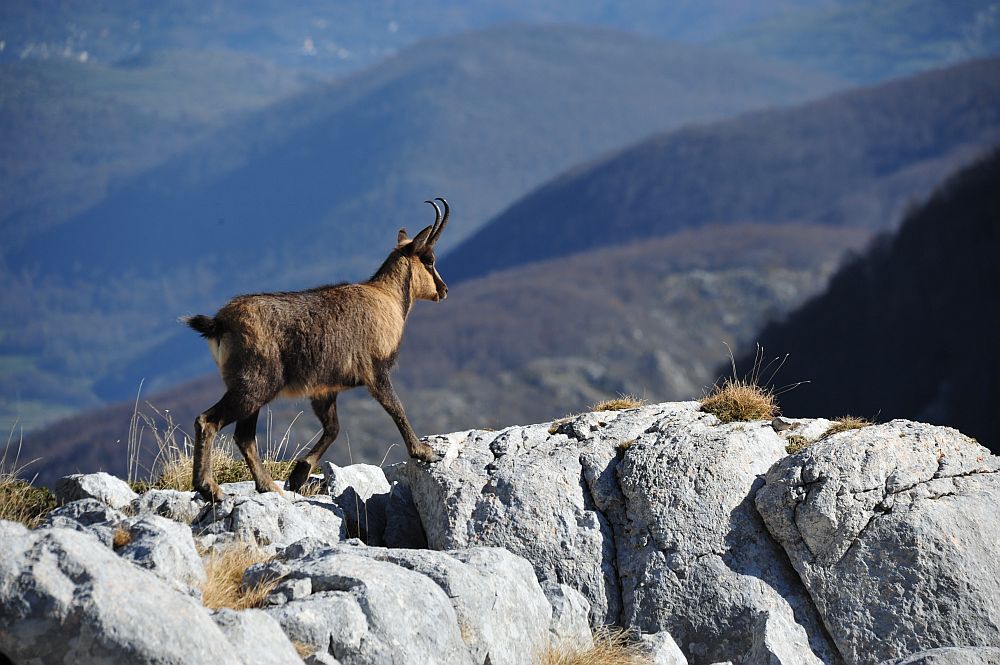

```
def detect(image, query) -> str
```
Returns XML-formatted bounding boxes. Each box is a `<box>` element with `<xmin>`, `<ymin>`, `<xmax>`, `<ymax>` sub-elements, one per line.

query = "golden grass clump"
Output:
<box><xmin>112</xmin><ymin>525</ymin><xmax>132</xmax><ymax>550</ymax></box>
<box><xmin>124</xmin><ymin>399</ymin><xmax>306</xmax><ymax>493</ymax></box>
<box><xmin>1</xmin><ymin>434</ymin><xmax>57</xmax><ymax>528</ymax></box>
<box><xmin>700</xmin><ymin>378</ymin><xmax>777</xmax><ymax>423</ymax></box>
<box><xmin>785</xmin><ymin>434</ymin><xmax>812</xmax><ymax>455</ymax></box>
<box><xmin>0</xmin><ymin>478</ymin><xmax>58</xmax><ymax>528</ymax></box>
<box><xmin>152</xmin><ymin>447</ymin><xmax>296</xmax><ymax>492</ymax></box>
<box><xmin>821</xmin><ymin>416</ymin><xmax>871</xmax><ymax>439</ymax></box>
<box><xmin>201</xmin><ymin>543</ymin><xmax>282</xmax><ymax>611</ymax></box>
<box><xmin>591</xmin><ymin>395</ymin><xmax>646</xmax><ymax>412</ymax></box>
<box><xmin>537</xmin><ymin>628</ymin><xmax>653</xmax><ymax>665</ymax></box>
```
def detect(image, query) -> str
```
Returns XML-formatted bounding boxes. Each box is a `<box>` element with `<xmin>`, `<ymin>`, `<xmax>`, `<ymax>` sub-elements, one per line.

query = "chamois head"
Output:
<box><xmin>397</xmin><ymin>197</ymin><xmax>450</xmax><ymax>301</ymax></box>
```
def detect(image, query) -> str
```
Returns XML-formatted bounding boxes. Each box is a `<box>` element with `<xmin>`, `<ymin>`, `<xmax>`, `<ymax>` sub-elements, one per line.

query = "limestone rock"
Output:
<box><xmin>609</xmin><ymin>406</ymin><xmax>834</xmax><ymax>664</ymax></box>
<box><xmin>54</xmin><ymin>471</ymin><xmax>138</xmax><ymax>510</ymax></box>
<box><xmin>882</xmin><ymin>648</ymin><xmax>1000</xmax><ymax>665</ymax></box>
<box><xmin>261</xmin><ymin>544</ymin><xmax>473</xmax><ymax>665</ymax></box>
<box><xmin>382</xmin><ymin>481</ymin><xmax>427</xmax><ymax>549</ymax></box>
<box><xmin>321</xmin><ymin>462</ymin><xmax>390</xmax><ymax>544</ymax></box>
<box><xmin>212</xmin><ymin>608</ymin><xmax>305</xmax><ymax>665</ymax></box>
<box><xmin>639</xmin><ymin>631</ymin><xmax>688</xmax><ymax>665</ymax></box>
<box><xmin>542</xmin><ymin>582</ymin><xmax>593</xmax><ymax>650</ymax></box>
<box><xmin>404</xmin><ymin>402</ymin><xmax>835</xmax><ymax>663</ymax></box>
<box><xmin>192</xmin><ymin>491</ymin><xmax>345</xmax><ymax>553</ymax></box>
<box><xmin>0</xmin><ymin>523</ymin><xmax>241</xmax><ymax>665</ymax></box>
<box><xmin>37</xmin><ymin>498</ymin><xmax>127</xmax><ymax>547</ymax></box>
<box><xmin>131</xmin><ymin>488</ymin><xmax>206</xmax><ymax>523</ymax></box>
<box><xmin>756</xmin><ymin>421</ymin><xmax>1000</xmax><ymax>665</ymax></box>
<box><xmin>117</xmin><ymin>514</ymin><xmax>207</xmax><ymax>596</ymax></box>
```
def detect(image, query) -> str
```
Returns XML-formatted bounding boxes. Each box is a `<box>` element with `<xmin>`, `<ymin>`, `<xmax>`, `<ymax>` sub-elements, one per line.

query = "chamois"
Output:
<box><xmin>182</xmin><ymin>198</ymin><xmax>451</xmax><ymax>502</ymax></box>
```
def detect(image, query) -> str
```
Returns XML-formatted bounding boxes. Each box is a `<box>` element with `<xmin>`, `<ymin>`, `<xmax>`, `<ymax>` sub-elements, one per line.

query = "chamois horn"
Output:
<box><xmin>429</xmin><ymin>197</ymin><xmax>449</xmax><ymax>244</ymax></box>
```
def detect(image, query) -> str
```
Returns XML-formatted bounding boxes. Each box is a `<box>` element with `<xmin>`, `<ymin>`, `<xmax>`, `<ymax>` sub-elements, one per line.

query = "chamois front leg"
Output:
<box><xmin>367</xmin><ymin>372</ymin><xmax>441</xmax><ymax>463</ymax></box>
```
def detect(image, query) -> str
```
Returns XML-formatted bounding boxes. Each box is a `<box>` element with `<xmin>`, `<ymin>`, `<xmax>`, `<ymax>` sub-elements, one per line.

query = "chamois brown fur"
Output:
<box><xmin>183</xmin><ymin>198</ymin><xmax>451</xmax><ymax>502</ymax></box>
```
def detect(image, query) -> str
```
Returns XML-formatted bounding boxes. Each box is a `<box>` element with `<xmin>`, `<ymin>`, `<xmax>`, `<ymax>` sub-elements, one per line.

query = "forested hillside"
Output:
<box><xmin>732</xmin><ymin>148</ymin><xmax>1000</xmax><ymax>452</ymax></box>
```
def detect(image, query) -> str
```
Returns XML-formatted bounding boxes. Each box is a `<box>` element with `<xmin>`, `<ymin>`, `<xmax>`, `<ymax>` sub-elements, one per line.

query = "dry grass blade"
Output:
<box><xmin>821</xmin><ymin>416</ymin><xmax>871</xmax><ymax>439</ymax></box>
<box><xmin>591</xmin><ymin>394</ymin><xmax>646</xmax><ymax>412</ymax></box>
<box><xmin>537</xmin><ymin>628</ymin><xmax>653</xmax><ymax>665</ymax></box>
<box><xmin>201</xmin><ymin>543</ymin><xmax>281</xmax><ymax>611</ymax></box>
<box><xmin>700</xmin><ymin>377</ymin><xmax>777</xmax><ymax>423</ymax></box>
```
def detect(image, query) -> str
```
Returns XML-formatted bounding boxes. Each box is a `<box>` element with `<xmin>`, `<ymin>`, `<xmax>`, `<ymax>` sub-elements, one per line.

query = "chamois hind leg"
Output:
<box><xmin>233</xmin><ymin>410</ymin><xmax>282</xmax><ymax>495</ymax></box>
<box><xmin>287</xmin><ymin>392</ymin><xmax>341</xmax><ymax>492</ymax></box>
<box><xmin>193</xmin><ymin>391</ymin><xmax>261</xmax><ymax>503</ymax></box>
<box><xmin>366</xmin><ymin>369</ymin><xmax>440</xmax><ymax>463</ymax></box>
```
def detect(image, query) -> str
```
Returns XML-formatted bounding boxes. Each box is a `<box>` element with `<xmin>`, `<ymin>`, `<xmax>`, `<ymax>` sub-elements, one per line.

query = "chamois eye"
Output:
<box><xmin>422</xmin><ymin>255</ymin><xmax>434</xmax><ymax>266</ymax></box>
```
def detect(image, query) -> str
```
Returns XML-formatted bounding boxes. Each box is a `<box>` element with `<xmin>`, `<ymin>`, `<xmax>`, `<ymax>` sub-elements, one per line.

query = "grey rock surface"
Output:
<box><xmin>382</xmin><ymin>481</ymin><xmax>427</xmax><ymax>548</ymax></box>
<box><xmin>54</xmin><ymin>471</ymin><xmax>138</xmax><ymax>509</ymax></box>
<box><xmin>333</xmin><ymin>543</ymin><xmax>552</xmax><ymax>665</ymax></box>
<box><xmin>37</xmin><ymin>498</ymin><xmax>127</xmax><ymax>547</ymax></box>
<box><xmin>404</xmin><ymin>402</ymin><xmax>835</xmax><ymax>664</ymax></box>
<box><xmin>882</xmin><ymin>648</ymin><xmax>1000</xmax><ymax>665</ymax></box>
<box><xmin>212</xmin><ymin>608</ymin><xmax>305</xmax><ymax>665</ymax></box>
<box><xmin>130</xmin><ymin>488</ymin><xmax>206</xmax><ymax>523</ymax></box>
<box><xmin>757</xmin><ymin>421</ymin><xmax>1000</xmax><ymax>665</ymax></box>
<box><xmin>322</xmin><ymin>462</ymin><xmax>390</xmax><ymax>544</ymax></box>
<box><xmin>0</xmin><ymin>523</ymin><xmax>242</xmax><ymax>665</ymax></box>
<box><xmin>259</xmin><ymin>540</ymin><xmax>551</xmax><ymax>665</ymax></box>
<box><xmin>639</xmin><ymin>631</ymin><xmax>688</xmax><ymax>665</ymax></box>
<box><xmin>261</xmin><ymin>544</ymin><xmax>474</xmax><ymax>665</ymax></box>
<box><xmin>118</xmin><ymin>514</ymin><xmax>206</xmax><ymax>595</ymax></box>
<box><xmin>542</xmin><ymin>582</ymin><xmax>593</xmax><ymax>650</ymax></box>
<box><xmin>609</xmin><ymin>406</ymin><xmax>833</xmax><ymax>665</ymax></box>
<box><xmin>193</xmin><ymin>491</ymin><xmax>345</xmax><ymax>553</ymax></box>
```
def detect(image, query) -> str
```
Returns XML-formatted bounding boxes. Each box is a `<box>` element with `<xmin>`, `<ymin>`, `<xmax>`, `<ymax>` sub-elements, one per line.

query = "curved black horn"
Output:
<box><xmin>430</xmin><ymin>197</ymin><xmax>450</xmax><ymax>243</ymax></box>
<box><xmin>424</xmin><ymin>199</ymin><xmax>442</xmax><ymax>227</ymax></box>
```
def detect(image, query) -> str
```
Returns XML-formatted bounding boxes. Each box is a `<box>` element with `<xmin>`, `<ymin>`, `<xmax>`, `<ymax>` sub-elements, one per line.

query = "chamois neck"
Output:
<box><xmin>368</xmin><ymin>251</ymin><xmax>413</xmax><ymax>317</ymax></box>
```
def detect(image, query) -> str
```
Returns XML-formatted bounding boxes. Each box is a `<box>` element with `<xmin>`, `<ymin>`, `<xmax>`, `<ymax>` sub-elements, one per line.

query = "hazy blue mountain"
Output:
<box><xmin>1</xmin><ymin>1</ymin><xmax>835</xmax><ymax>72</ymax></box>
<box><xmin>1</xmin><ymin>24</ymin><xmax>839</xmax><ymax>428</ymax></box>
<box><xmin>443</xmin><ymin>57</ymin><xmax>1000</xmax><ymax>283</ymax></box>
<box><xmin>732</xmin><ymin>148</ymin><xmax>1000</xmax><ymax>453</ymax></box>
<box><xmin>727</xmin><ymin>0</ymin><xmax>1000</xmax><ymax>82</ymax></box>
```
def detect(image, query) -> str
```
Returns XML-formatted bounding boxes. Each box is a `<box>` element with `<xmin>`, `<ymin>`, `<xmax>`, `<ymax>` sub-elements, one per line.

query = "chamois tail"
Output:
<box><xmin>181</xmin><ymin>314</ymin><xmax>220</xmax><ymax>338</ymax></box>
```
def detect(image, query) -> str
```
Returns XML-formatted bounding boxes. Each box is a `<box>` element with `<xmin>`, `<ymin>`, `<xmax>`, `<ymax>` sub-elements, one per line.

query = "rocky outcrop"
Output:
<box><xmin>756</xmin><ymin>421</ymin><xmax>1000</xmax><ymax>665</ymax></box>
<box><xmin>5</xmin><ymin>402</ymin><xmax>999</xmax><ymax>665</ymax></box>
<box><xmin>193</xmin><ymin>489</ymin><xmax>347</xmax><ymax>553</ymax></box>
<box><xmin>53</xmin><ymin>471</ymin><xmax>138</xmax><ymax>510</ymax></box>
<box><xmin>404</xmin><ymin>402</ymin><xmax>836</xmax><ymax>663</ymax></box>
<box><xmin>0</xmin><ymin>522</ymin><xmax>243</xmax><ymax>665</ymax></box>
<box><xmin>254</xmin><ymin>539</ymin><xmax>553</xmax><ymax>665</ymax></box>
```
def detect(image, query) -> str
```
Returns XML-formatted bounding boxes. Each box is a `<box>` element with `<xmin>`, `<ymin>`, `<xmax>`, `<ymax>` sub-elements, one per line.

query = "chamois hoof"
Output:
<box><xmin>411</xmin><ymin>446</ymin><xmax>442</xmax><ymax>464</ymax></box>
<box><xmin>286</xmin><ymin>460</ymin><xmax>313</xmax><ymax>492</ymax></box>
<box><xmin>195</xmin><ymin>482</ymin><xmax>227</xmax><ymax>504</ymax></box>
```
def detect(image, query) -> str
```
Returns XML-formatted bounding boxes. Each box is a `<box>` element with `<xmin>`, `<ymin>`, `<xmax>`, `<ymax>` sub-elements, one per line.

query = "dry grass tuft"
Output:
<box><xmin>700</xmin><ymin>377</ymin><xmax>777</xmax><ymax>423</ymax></box>
<box><xmin>201</xmin><ymin>543</ymin><xmax>282</xmax><ymax>611</ymax></box>
<box><xmin>821</xmin><ymin>416</ymin><xmax>871</xmax><ymax>439</ymax></box>
<box><xmin>152</xmin><ymin>447</ymin><xmax>297</xmax><ymax>492</ymax></box>
<box><xmin>125</xmin><ymin>399</ymin><xmax>307</xmax><ymax>493</ymax></box>
<box><xmin>591</xmin><ymin>395</ymin><xmax>646</xmax><ymax>412</ymax></box>
<box><xmin>537</xmin><ymin>628</ymin><xmax>653</xmax><ymax>665</ymax></box>
<box><xmin>1</xmin><ymin>430</ymin><xmax>58</xmax><ymax>528</ymax></box>
<box><xmin>112</xmin><ymin>525</ymin><xmax>132</xmax><ymax>550</ymax></box>
<box><xmin>292</xmin><ymin>641</ymin><xmax>313</xmax><ymax>659</ymax></box>
<box><xmin>0</xmin><ymin>478</ymin><xmax>58</xmax><ymax>528</ymax></box>
<box><xmin>785</xmin><ymin>435</ymin><xmax>812</xmax><ymax>455</ymax></box>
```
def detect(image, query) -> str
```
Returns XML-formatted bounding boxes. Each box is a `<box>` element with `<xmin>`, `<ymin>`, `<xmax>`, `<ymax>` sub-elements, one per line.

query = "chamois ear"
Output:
<box><xmin>411</xmin><ymin>224</ymin><xmax>434</xmax><ymax>249</ymax></box>
<box><xmin>397</xmin><ymin>228</ymin><xmax>409</xmax><ymax>245</ymax></box>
